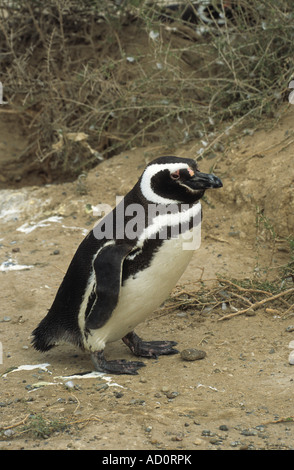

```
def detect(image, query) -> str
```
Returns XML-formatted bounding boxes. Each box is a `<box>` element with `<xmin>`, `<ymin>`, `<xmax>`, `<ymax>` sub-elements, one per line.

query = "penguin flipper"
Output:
<box><xmin>85</xmin><ymin>243</ymin><xmax>133</xmax><ymax>330</ymax></box>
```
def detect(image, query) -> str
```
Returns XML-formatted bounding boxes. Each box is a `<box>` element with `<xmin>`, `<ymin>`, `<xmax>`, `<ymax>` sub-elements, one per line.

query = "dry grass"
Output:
<box><xmin>161</xmin><ymin>276</ymin><xmax>294</xmax><ymax>321</ymax></box>
<box><xmin>0</xmin><ymin>0</ymin><xmax>293</xmax><ymax>180</ymax></box>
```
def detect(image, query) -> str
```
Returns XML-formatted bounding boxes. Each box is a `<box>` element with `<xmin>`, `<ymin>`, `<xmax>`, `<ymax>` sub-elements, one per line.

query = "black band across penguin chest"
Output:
<box><xmin>122</xmin><ymin>238</ymin><xmax>163</xmax><ymax>283</ymax></box>
<box><xmin>121</xmin><ymin>199</ymin><xmax>202</xmax><ymax>283</ymax></box>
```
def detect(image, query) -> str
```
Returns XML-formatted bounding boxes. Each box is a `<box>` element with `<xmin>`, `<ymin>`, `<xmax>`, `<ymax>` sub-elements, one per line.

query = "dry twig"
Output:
<box><xmin>218</xmin><ymin>287</ymin><xmax>294</xmax><ymax>321</ymax></box>
<box><xmin>2</xmin><ymin>414</ymin><xmax>30</xmax><ymax>431</ymax></box>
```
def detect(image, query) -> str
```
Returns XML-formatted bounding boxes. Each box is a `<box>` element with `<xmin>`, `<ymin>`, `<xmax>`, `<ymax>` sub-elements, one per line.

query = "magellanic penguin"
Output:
<box><xmin>32</xmin><ymin>156</ymin><xmax>222</xmax><ymax>375</ymax></box>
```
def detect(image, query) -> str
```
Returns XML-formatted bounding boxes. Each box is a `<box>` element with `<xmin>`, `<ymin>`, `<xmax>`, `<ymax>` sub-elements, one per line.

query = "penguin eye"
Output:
<box><xmin>170</xmin><ymin>170</ymin><xmax>180</xmax><ymax>180</ymax></box>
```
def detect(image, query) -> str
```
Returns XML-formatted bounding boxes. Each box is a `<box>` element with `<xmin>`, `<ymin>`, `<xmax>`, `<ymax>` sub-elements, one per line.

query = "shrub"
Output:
<box><xmin>0</xmin><ymin>0</ymin><xmax>293</xmax><ymax>180</ymax></box>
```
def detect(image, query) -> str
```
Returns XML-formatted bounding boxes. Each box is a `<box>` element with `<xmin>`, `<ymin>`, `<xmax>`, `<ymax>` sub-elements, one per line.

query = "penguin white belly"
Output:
<box><xmin>86</xmin><ymin>230</ymin><xmax>198</xmax><ymax>352</ymax></box>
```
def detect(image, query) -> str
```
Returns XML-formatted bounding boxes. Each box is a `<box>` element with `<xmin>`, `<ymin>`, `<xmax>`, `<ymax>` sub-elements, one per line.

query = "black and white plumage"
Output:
<box><xmin>32</xmin><ymin>156</ymin><xmax>222</xmax><ymax>375</ymax></box>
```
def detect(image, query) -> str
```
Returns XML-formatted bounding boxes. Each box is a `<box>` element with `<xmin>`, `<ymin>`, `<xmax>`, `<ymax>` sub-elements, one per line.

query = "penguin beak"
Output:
<box><xmin>186</xmin><ymin>171</ymin><xmax>223</xmax><ymax>190</ymax></box>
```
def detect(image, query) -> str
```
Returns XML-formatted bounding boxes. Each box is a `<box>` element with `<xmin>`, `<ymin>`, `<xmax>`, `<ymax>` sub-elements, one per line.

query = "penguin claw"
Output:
<box><xmin>122</xmin><ymin>331</ymin><xmax>179</xmax><ymax>358</ymax></box>
<box><xmin>91</xmin><ymin>350</ymin><xmax>145</xmax><ymax>375</ymax></box>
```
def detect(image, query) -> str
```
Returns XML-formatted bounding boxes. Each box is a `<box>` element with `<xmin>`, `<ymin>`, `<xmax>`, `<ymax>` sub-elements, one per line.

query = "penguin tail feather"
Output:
<box><xmin>31</xmin><ymin>320</ymin><xmax>58</xmax><ymax>352</ymax></box>
<box><xmin>32</xmin><ymin>315</ymin><xmax>83</xmax><ymax>352</ymax></box>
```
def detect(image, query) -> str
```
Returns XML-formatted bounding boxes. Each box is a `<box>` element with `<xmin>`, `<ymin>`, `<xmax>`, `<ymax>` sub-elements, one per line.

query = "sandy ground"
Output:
<box><xmin>0</xmin><ymin>107</ymin><xmax>294</xmax><ymax>450</ymax></box>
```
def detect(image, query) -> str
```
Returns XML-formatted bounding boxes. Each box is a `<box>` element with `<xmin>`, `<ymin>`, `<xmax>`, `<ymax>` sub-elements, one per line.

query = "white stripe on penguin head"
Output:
<box><xmin>140</xmin><ymin>162</ymin><xmax>189</xmax><ymax>204</ymax></box>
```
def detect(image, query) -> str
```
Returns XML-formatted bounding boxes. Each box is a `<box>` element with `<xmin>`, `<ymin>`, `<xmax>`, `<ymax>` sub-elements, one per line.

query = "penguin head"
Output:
<box><xmin>140</xmin><ymin>156</ymin><xmax>222</xmax><ymax>204</ymax></box>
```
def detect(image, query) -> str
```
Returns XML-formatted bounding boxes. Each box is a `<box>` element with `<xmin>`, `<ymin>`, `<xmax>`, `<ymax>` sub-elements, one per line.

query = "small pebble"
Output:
<box><xmin>213</xmin><ymin>142</ymin><xmax>224</xmax><ymax>152</ymax></box>
<box><xmin>230</xmin><ymin>441</ymin><xmax>241</xmax><ymax>447</ymax></box>
<box><xmin>180</xmin><ymin>348</ymin><xmax>206</xmax><ymax>361</ymax></box>
<box><xmin>150</xmin><ymin>438</ymin><xmax>160</xmax><ymax>445</ymax></box>
<box><xmin>288</xmin><ymin>350</ymin><xmax>294</xmax><ymax>365</ymax></box>
<box><xmin>130</xmin><ymin>399</ymin><xmax>145</xmax><ymax>405</ymax></box>
<box><xmin>255</xmin><ymin>425</ymin><xmax>265</xmax><ymax>432</ymax></box>
<box><xmin>219</xmin><ymin>425</ymin><xmax>229</xmax><ymax>431</ymax></box>
<box><xmin>243</xmin><ymin>128</ymin><xmax>255</xmax><ymax>136</ymax></box>
<box><xmin>166</xmin><ymin>391</ymin><xmax>179</xmax><ymax>399</ymax></box>
<box><xmin>194</xmin><ymin>438</ymin><xmax>205</xmax><ymax>445</ymax></box>
<box><xmin>65</xmin><ymin>380</ymin><xmax>75</xmax><ymax>389</ymax></box>
<box><xmin>286</xmin><ymin>325</ymin><xmax>294</xmax><ymax>332</ymax></box>
<box><xmin>245</xmin><ymin>308</ymin><xmax>256</xmax><ymax>317</ymax></box>
<box><xmin>68</xmin><ymin>397</ymin><xmax>78</xmax><ymax>403</ymax></box>
<box><xmin>241</xmin><ymin>428</ymin><xmax>257</xmax><ymax>436</ymax></box>
<box><xmin>210</xmin><ymin>437</ymin><xmax>222</xmax><ymax>445</ymax></box>
<box><xmin>171</xmin><ymin>435</ymin><xmax>183</xmax><ymax>441</ymax></box>
<box><xmin>96</xmin><ymin>383</ymin><xmax>109</xmax><ymax>391</ymax></box>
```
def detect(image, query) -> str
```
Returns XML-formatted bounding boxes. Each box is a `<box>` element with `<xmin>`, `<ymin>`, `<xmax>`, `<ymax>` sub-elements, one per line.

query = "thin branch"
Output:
<box><xmin>218</xmin><ymin>288</ymin><xmax>294</xmax><ymax>321</ymax></box>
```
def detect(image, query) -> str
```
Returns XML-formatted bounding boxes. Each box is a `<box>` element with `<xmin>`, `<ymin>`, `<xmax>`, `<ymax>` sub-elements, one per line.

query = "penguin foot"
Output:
<box><xmin>91</xmin><ymin>350</ymin><xmax>145</xmax><ymax>375</ymax></box>
<box><xmin>122</xmin><ymin>331</ymin><xmax>178</xmax><ymax>358</ymax></box>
